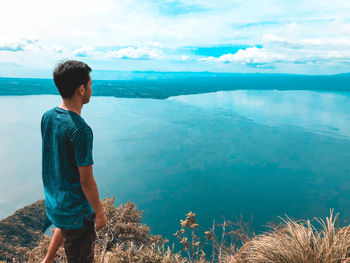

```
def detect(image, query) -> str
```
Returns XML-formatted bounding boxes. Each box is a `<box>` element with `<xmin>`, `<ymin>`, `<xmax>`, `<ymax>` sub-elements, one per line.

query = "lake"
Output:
<box><xmin>1</xmin><ymin>89</ymin><xmax>350</xmax><ymax>244</ymax></box>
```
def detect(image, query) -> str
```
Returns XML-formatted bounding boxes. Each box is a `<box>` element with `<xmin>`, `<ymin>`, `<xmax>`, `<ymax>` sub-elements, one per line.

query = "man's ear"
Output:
<box><xmin>77</xmin><ymin>84</ymin><xmax>85</xmax><ymax>96</ymax></box>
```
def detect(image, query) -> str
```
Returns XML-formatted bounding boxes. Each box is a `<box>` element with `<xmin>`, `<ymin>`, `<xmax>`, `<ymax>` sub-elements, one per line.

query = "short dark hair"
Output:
<box><xmin>53</xmin><ymin>60</ymin><xmax>92</xmax><ymax>98</ymax></box>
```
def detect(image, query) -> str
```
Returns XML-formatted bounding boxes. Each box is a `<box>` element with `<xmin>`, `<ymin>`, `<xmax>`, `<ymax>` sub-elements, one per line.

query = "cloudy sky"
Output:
<box><xmin>1</xmin><ymin>0</ymin><xmax>350</xmax><ymax>77</ymax></box>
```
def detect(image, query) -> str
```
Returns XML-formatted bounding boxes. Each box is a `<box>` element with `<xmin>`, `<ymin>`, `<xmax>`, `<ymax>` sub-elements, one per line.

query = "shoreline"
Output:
<box><xmin>1</xmin><ymin>73</ymin><xmax>350</xmax><ymax>99</ymax></box>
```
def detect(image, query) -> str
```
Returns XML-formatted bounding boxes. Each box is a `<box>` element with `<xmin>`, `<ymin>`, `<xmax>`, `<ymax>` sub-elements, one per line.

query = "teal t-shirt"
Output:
<box><xmin>41</xmin><ymin>106</ymin><xmax>94</xmax><ymax>230</ymax></box>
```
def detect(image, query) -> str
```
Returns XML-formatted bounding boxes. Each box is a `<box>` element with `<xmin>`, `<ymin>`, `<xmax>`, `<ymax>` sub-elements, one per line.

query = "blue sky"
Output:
<box><xmin>1</xmin><ymin>0</ymin><xmax>350</xmax><ymax>77</ymax></box>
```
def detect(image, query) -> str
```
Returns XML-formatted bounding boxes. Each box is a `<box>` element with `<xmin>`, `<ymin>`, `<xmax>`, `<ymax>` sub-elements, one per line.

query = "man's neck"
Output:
<box><xmin>59</xmin><ymin>99</ymin><xmax>83</xmax><ymax>116</ymax></box>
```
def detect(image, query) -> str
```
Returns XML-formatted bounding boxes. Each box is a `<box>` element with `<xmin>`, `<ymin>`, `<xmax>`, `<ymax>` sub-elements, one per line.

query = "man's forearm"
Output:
<box><xmin>81</xmin><ymin>175</ymin><xmax>104</xmax><ymax>216</ymax></box>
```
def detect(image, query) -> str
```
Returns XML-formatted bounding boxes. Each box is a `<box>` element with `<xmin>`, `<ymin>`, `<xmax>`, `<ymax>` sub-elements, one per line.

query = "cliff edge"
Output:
<box><xmin>0</xmin><ymin>200</ymin><xmax>51</xmax><ymax>260</ymax></box>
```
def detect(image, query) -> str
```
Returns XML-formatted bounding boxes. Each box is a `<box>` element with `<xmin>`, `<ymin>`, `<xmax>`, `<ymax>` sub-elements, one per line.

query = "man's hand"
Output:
<box><xmin>95</xmin><ymin>210</ymin><xmax>108</xmax><ymax>230</ymax></box>
<box><xmin>79</xmin><ymin>165</ymin><xmax>107</xmax><ymax>231</ymax></box>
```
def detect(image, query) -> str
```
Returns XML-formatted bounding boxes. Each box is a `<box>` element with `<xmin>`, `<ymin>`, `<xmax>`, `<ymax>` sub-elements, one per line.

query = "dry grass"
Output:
<box><xmin>174</xmin><ymin>211</ymin><xmax>252</xmax><ymax>263</ymax></box>
<box><xmin>22</xmin><ymin>235</ymin><xmax>67</xmax><ymax>263</ymax></box>
<box><xmin>99</xmin><ymin>242</ymin><xmax>187</xmax><ymax>263</ymax></box>
<box><xmin>23</xmin><ymin>196</ymin><xmax>185</xmax><ymax>263</ymax></box>
<box><xmin>23</xmin><ymin>198</ymin><xmax>350</xmax><ymax>263</ymax></box>
<box><xmin>227</xmin><ymin>209</ymin><xmax>350</xmax><ymax>263</ymax></box>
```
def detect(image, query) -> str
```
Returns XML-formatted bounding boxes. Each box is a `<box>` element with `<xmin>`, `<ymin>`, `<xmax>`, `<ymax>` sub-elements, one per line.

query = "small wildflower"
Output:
<box><xmin>180</xmin><ymin>237</ymin><xmax>188</xmax><ymax>244</ymax></box>
<box><xmin>187</xmin><ymin>211</ymin><xmax>196</xmax><ymax>217</ymax></box>
<box><xmin>205</xmin><ymin>231</ymin><xmax>213</xmax><ymax>240</ymax></box>
<box><xmin>191</xmin><ymin>223</ymin><xmax>199</xmax><ymax>229</ymax></box>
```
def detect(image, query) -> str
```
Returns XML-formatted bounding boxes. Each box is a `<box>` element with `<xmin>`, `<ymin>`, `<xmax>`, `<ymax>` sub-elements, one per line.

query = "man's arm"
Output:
<box><xmin>79</xmin><ymin>165</ymin><xmax>107</xmax><ymax>230</ymax></box>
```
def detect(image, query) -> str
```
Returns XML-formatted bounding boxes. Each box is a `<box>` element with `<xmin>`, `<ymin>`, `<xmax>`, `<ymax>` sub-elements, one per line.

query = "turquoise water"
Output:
<box><xmin>1</xmin><ymin>90</ymin><xmax>350</xmax><ymax>243</ymax></box>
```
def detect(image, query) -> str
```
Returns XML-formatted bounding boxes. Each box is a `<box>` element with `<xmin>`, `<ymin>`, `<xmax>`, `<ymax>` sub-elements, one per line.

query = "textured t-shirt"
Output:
<box><xmin>41</xmin><ymin>106</ymin><xmax>94</xmax><ymax>230</ymax></box>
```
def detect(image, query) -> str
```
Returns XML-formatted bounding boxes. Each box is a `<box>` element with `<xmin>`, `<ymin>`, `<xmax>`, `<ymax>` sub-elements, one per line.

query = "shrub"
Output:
<box><xmin>24</xmin><ymin>197</ymin><xmax>185</xmax><ymax>263</ymax></box>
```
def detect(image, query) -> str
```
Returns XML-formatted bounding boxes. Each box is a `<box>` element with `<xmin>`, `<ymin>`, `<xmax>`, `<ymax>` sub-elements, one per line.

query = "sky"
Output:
<box><xmin>1</xmin><ymin>0</ymin><xmax>350</xmax><ymax>77</ymax></box>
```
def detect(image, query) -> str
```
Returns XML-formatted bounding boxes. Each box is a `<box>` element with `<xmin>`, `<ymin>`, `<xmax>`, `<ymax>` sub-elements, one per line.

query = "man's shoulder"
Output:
<box><xmin>71</xmin><ymin>123</ymin><xmax>93</xmax><ymax>138</ymax></box>
<box><xmin>42</xmin><ymin>107</ymin><xmax>88</xmax><ymax>126</ymax></box>
<box><xmin>72</xmin><ymin>116</ymin><xmax>91</xmax><ymax>131</ymax></box>
<box><xmin>41</xmin><ymin>107</ymin><xmax>56</xmax><ymax>122</ymax></box>
<box><xmin>43</xmin><ymin>107</ymin><xmax>54</xmax><ymax>115</ymax></box>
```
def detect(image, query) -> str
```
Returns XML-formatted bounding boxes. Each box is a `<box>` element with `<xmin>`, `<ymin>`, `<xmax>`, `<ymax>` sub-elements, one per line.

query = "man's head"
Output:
<box><xmin>53</xmin><ymin>60</ymin><xmax>92</xmax><ymax>104</ymax></box>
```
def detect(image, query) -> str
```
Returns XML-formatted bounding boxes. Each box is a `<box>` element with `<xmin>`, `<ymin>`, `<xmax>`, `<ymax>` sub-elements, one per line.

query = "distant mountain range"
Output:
<box><xmin>0</xmin><ymin>72</ymin><xmax>349</xmax><ymax>99</ymax></box>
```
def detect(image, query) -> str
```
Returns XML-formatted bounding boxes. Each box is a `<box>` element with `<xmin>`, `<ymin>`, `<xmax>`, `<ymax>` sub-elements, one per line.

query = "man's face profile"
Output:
<box><xmin>83</xmin><ymin>75</ymin><xmax>92</xmax><ymax>104</ymax></box>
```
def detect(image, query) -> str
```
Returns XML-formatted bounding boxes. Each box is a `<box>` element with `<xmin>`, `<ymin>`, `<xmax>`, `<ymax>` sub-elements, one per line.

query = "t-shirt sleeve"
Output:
<box><xmin>72</xmin><ymin>127</ymin><xmax>94</xmax><ymax>167</ymax></box>
<box><xmin>40</xmin><ymin>113</ymin><xmax>46</xmax><ymax>139</ymax></box>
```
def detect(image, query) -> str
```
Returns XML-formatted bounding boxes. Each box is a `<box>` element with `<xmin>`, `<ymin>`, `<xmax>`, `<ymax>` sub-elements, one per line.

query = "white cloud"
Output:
<box><xmin>42</xmin><ymin>46</ymin><xmax>64</xmax><ymax>53</ymax></box>
<box><xmin>340</xmin><ymin>23</ymin><xmax>350</xmax><ymax>34</ymax></box>
<box><xmin>199</xmin><ymin>56</ymin><xmax>217</xmax><ymax>62</ymax></box>
<box><xmin>200</xmin><ymin>26</ymin><xmax>350</xmax><ymax>67</ymax></box>
<box><xmin>72</xmin><ymin>46</ymin><xmax>94</xmax><ymax>57</ymax></box>
<box><xmin>263</xmin><ymin>34</ymin><xmax>287</xmax><ymax>44</ymax></box>
<box><xmin>106</xmin><ymin>46</ymin><xmax>163</xmax><ymax>60</ymax></box>
<box><xmin>0</xmin><ymin>37</ymin><xmax>38</xmax><ymax>51</ymax></box>
<box><xmin>202</xmin><ymin>47</ymin><xmax>286</xmax><ymax>64</ymax></box>
<box><xmin>263</xmin><ymin>33</ymin><xmax>350</xmax><ymax>49</ymax></box>
<box><xmin>226</xmin><ymin>47</ymin><xmax>285</xmax><ymax>64</ymax></box>
<box><xmin>1</xmin><ymin>0</ymin><xmax>350</xmax><ymax>73</ymax></box>
<box><xmin>146</xmin><ymin>41</ymin><xmax>164</xmax><ymax>48</ymax></box>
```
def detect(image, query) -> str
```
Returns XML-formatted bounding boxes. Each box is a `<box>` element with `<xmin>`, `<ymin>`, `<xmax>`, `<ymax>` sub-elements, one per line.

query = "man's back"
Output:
<box><xmin>41</xmin><ymin>106</ymin><xmax>94</xmax><ymax>230</ymax></box>
<box><xmin>40</xmin><ymin>60</ymin><xmax>107</xmax><ymax>263</ymax></box>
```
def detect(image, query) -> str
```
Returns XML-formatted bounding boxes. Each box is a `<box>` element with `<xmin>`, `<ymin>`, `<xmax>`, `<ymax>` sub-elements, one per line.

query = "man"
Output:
<box><xmin>40</xmin><ymin>60</ymin><xmax>107</xmax><ymax>263</ymax></box>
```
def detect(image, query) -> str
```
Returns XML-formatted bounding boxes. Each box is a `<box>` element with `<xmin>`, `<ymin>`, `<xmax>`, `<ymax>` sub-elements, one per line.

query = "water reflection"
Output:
<box><xmin>170</xmin><ymin>90</ymin><xmax>350</xmax><ymax>138</ymax></box>
<box><xmin>1</xmin><ymin>92</ymin><xmax>350</xmax><ymax>243</ymax></box>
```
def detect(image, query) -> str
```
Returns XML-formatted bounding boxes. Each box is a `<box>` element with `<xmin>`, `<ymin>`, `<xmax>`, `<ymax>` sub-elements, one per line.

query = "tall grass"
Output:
<box><xmin>228</xmin><ymin>209</ymin><xmax>350</xmax><ymax>263</ymax></box>
<box><xmin>23</xmin><ymin>197</ymin><xmax>350</xmax><ymax>263</ymax></box>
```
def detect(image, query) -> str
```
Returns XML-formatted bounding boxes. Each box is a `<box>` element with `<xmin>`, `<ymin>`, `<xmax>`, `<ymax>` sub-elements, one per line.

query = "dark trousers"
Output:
<box><xmin>61</xmin><ymin>213</ymin><xmax>96</xmax><ymax>263</ymax></box>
